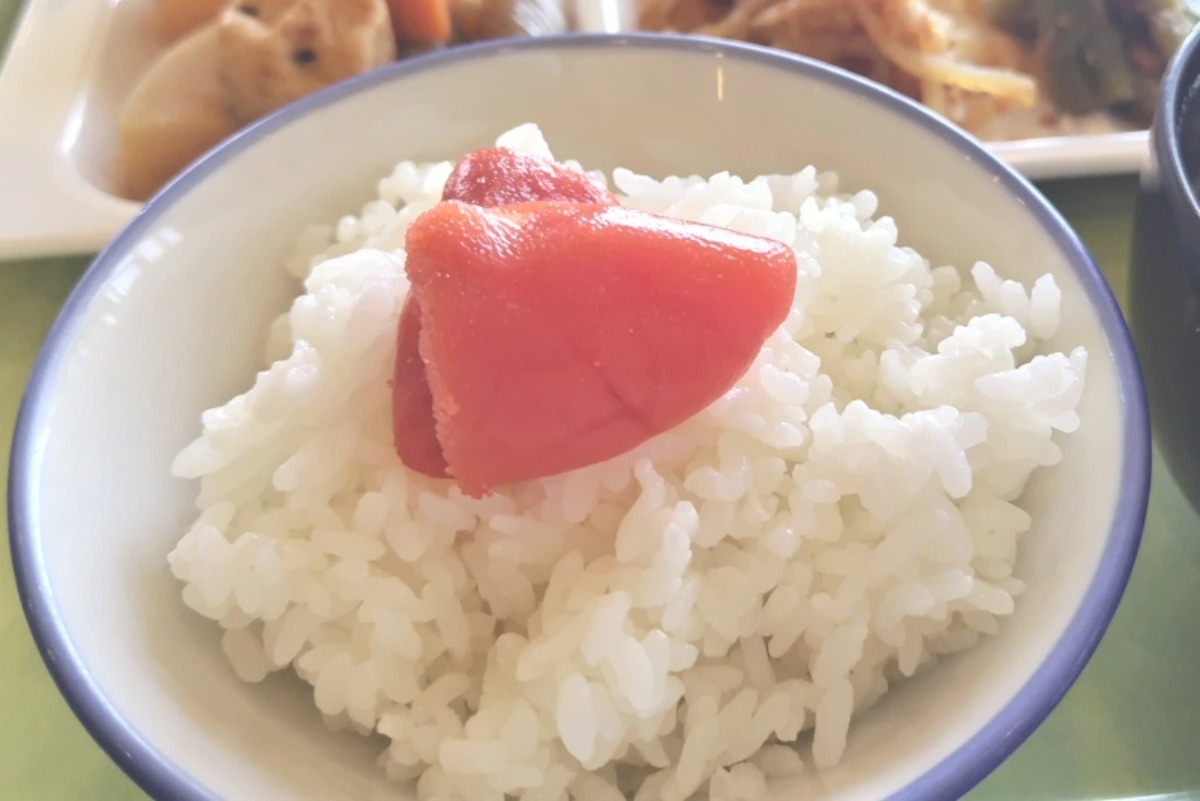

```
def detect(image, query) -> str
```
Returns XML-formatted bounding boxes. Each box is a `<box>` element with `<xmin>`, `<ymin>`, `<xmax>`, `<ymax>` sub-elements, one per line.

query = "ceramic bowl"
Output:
<box><xmin>1130</xmin><ymin>25</ymin><xmax>1200</xmax><ymax>515</ymax></box>
<box><xmin>9</xmin><ymin>34</ymin><xmax>1149</xmax><ymax>801</ymax></box>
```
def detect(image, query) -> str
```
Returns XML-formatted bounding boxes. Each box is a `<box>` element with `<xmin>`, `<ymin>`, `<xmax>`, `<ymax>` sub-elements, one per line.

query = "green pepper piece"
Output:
<box><xmin>984</xmin><ymin>0</ymin><xmax>1037</xmax><ymax>39</ymax></box>
<box><xmin>1035</xmin><ymin>0</ymin><xmax>1136</xmax><ymax>115</ymax></box>
<box><xmin>1141</xmin><ymin>0</ymin><xmax>1200</xmax><ymax>58</ymax></box>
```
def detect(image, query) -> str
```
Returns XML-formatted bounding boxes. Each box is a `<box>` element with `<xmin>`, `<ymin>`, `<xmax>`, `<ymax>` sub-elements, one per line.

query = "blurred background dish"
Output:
<box><xmin>0</xmin><ymin>0</ymin><xmax>597</xmax><ymax>259</ymax></box>
<box><xmin>634</xmin><ymin>0</ymin><xmax>1197</xmax><ymax>141</ymax></box>
<box><xmin>0</xmin><ymin>0</ymin><xmax>1195</xmax><ymax>259</ymax></box>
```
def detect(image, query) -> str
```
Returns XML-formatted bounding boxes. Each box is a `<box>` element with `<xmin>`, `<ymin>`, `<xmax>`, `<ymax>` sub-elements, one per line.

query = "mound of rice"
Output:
<box><xmin>167</xmin><ymin>124</ymin><xmax>1086</xmax><ymax>800</ymax></box>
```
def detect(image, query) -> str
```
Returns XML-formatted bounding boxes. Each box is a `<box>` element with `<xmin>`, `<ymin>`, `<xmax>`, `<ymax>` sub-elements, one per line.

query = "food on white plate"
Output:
<box><xmin>637</xmin><ymin>0</ymin><xmax>1200</xmax><ymax>138</ymax></box>
<box><xmin>118</xmin><ymin>0</ymin><xmax>569</xmax><ymax>200</ymax></box>
<box><xmin>167</xmin><ymin>124</ymin><xmax>1086</xmax><ymax>799</ymax></box>
<box><xmin>217</xmin><ymin>0</ymin><xmax>396</xmax><ymax>123</ymax></box>
<box><xmin>990</xmin><ymin>0</ymin><xmax>1199</xmax><ymax>121</ymax></box>
<box><xmin>117</xmin><ymin>26</ymin><xmax>239</xmax><ymax>201</ymax></box>
<box><xmin>119</xmin><ymin>0</ymin><xmax>395</xmax><ymax>200</ymax></box>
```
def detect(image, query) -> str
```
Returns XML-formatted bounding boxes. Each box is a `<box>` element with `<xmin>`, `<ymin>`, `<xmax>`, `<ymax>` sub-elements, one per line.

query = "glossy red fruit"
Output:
<box><xmin>441</xmin><ymin>146</ymin><xmax>617</xmax><ymax>208</ymax></box>
<box><xmin>401</xmin><ymin>200</ymin><xmax>797</xmax><ymax>497</ymax></box>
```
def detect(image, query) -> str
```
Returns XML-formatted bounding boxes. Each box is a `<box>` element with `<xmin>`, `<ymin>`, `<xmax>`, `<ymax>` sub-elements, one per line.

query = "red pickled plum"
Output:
<box><xmin>441</xmin><ymin>146</ymin><xmax>618</xmax><ymax>207</ymax></box>
<box><xmin>399</xmin><ymin>200</ymin><xmax>798</xmax><ymax>497</ymax></box>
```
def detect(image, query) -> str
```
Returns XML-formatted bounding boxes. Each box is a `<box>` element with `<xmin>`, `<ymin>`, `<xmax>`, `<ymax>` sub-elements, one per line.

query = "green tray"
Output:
<box><xmin>1</xmin><ymin>0</ymin><xmax>1194</xmax><ymax>793</ymax></box>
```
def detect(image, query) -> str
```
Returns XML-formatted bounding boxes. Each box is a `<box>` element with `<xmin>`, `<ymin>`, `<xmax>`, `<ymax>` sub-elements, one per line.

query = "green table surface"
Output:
<box><xmin>3</xmin><ymin>3</ymin><xmax>1199</xmax><ymax>800</ymax></box>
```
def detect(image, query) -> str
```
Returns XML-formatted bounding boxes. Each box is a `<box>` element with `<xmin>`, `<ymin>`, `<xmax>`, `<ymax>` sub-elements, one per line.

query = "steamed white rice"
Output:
<box><xmin>167</xmin><ymin>124</ymin><xmax>1086</xmax><ymax>800</ymax></box>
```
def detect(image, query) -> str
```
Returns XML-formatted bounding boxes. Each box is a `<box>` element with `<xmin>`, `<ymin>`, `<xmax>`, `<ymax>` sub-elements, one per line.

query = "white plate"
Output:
<box><xmin>0</xmin><ymin>0</ymin><xmax>1151</xmax><ymax>260</ymax></box>
<box><xmin>990</xmin><ymin>131</ymin><xmax>1149</xmax><ymax>180</ymax></box>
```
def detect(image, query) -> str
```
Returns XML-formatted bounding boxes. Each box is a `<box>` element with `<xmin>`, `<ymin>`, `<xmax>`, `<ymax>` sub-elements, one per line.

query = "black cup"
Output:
<box><xmin>1131</xmin><ymin>25</ymin><xmax>1200</xmax><ymax>514</ymax></box>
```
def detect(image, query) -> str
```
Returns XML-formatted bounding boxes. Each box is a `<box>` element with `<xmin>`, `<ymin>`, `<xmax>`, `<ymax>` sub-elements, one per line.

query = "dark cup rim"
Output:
<box><xmin>1154</xmin><ymin>24</ymin><xmax>1200</xmax><ymax>237</ymax></box>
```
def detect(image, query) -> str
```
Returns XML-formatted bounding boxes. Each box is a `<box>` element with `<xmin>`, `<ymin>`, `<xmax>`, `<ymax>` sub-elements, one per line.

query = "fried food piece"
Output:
<box><xmin>218</xmin><ymin>0</ymin><xmax>396</xmax><ymax>123</ymax></box>
<box><xmin>154</xmin><ymin>0</ymin><xmax>232</xmax><ymax>41</ymax></box>
<box><xmin>117</xmin><ymin>26</ymin><xmax>239</xmax><ymax>200</ymax></box>
<box><xmin>119</xmin><ymin>0</ymin><xmax>396</xmax><ymax>200</ymax></box>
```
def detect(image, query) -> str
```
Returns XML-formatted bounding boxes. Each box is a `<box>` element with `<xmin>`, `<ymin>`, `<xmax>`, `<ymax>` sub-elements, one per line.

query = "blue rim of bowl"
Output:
<box><xmin>8</xmin><ymin>32</ymin><xmax>1150</xmax><ymax>801</ymax></box>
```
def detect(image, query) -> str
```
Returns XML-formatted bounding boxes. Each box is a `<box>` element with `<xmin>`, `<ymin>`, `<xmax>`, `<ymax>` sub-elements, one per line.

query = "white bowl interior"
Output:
<box><xmin>23</xmin><ymin>40</ymin><xmax>1130</xmax><ymax>800</ymax></box>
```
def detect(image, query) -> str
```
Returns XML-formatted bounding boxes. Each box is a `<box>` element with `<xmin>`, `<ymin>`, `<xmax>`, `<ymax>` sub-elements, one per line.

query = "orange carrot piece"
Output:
<box><xmin>386</xmin><ymin>0</ymin><xmax>453</xmax><ymax>43</ymax></box>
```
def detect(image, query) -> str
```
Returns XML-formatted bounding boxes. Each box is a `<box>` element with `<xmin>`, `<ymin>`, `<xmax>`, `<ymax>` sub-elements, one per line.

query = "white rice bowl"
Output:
<box><xmin>162</xmin><ymin>123</ymin><xmax>1087</xmax><ymax>801</ymax></box>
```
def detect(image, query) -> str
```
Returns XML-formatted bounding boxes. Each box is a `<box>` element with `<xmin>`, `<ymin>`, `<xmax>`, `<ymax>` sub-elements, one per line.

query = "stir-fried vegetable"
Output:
<box><xmin>986</xmin><ymin>0</ymin><xmax>1198</xmax><ymax>116</ymax></box>
<box><xmin>1138</xmin><ymin>0</ymin><xmax>1200</xmax><ymax>53</ymax></box>
<box><xmin>1037</xmin><ymin>0</ymin><xmax>1136</xmax><ymax>114</ymax></box>
<box><xmin>641</xmin><ymin>0</ymin><xmax>1199</xmax><ymax>135</ymax></box>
